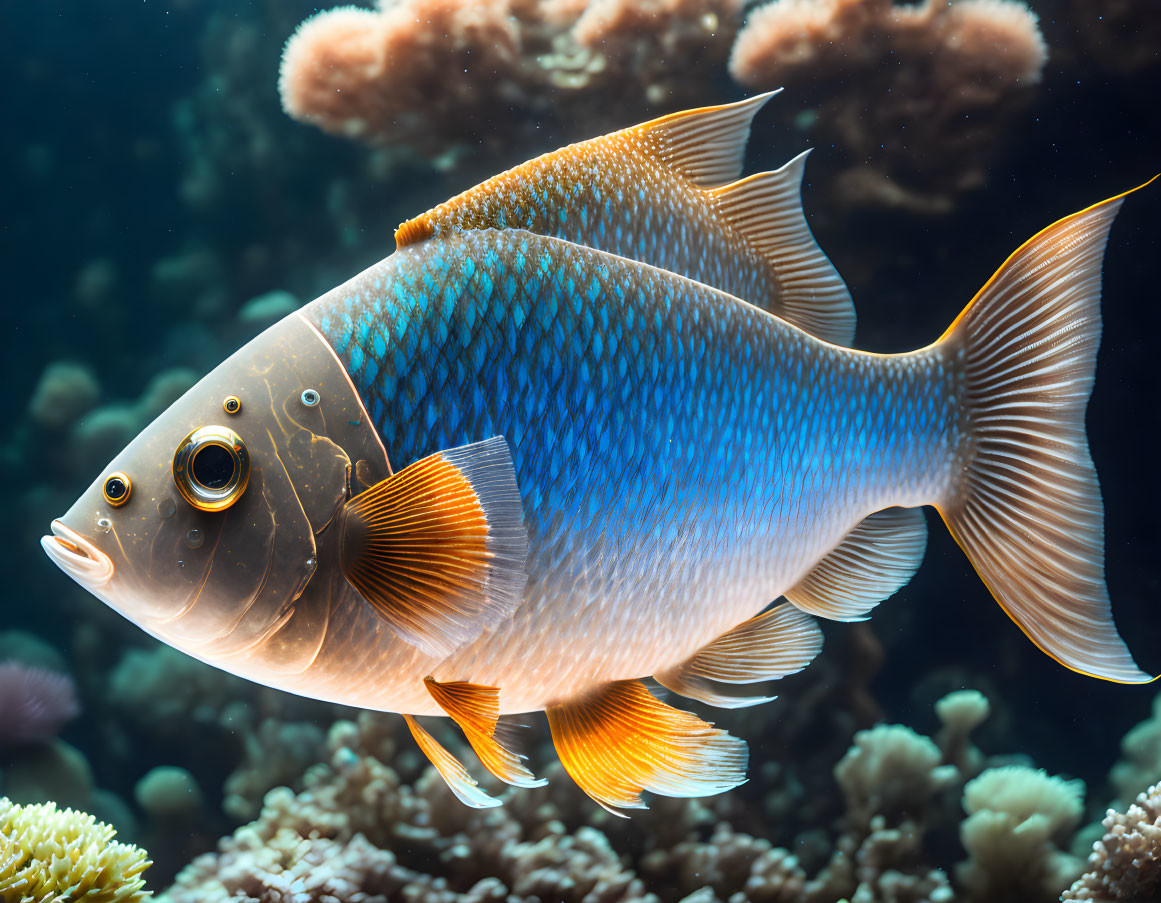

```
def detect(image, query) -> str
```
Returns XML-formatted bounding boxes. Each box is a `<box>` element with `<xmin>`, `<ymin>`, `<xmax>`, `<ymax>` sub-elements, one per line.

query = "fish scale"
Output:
<box><xmin>309</xmin><ymin>227</ymin><xmax>955</xmax><ymax>710</ymax></box>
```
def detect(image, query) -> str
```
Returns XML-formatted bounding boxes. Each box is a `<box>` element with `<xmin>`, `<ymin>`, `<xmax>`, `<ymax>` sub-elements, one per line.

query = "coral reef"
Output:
<box><xmin>1063</xmin><ymin>782</ymin><xmax>1161</xmax><ymax>903</ymax></box>
<box><xmin>0</xmin><ymin>797</ymin><xmax>151</xmax><ymax>903</ymax></box>
<box><xmin>0</xmin><ymin>661</ymin><xmax>79</xmax><ymax>748</ymax></box>
<box><xmin>1108</xmin><ymin>692</ymin><xmax>1161</xmax><ymax>809</ymax></box>
<box><xmin>279</xmin><ymin>0</ymin><xmax>742</xmax><ymax>155</ymax></box>
<box><xmin>730</xmin><ymin>0</ymin><xmax>1047</xmax><ymax>214</ymax></box>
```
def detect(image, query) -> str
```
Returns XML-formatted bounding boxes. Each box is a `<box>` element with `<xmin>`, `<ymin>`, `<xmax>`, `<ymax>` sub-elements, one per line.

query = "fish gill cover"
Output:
<box><xmin>2</xmin><ymin>0</ymin><xmax>1160</xmax><ymax>899</ymax></box>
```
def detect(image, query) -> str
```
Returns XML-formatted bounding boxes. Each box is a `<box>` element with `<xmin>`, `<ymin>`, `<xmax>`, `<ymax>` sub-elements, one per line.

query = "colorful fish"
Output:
<box><xmin>42</xmin><ymin>96</ymin><xmax>1154</xmax><ymax>813</ymax></box>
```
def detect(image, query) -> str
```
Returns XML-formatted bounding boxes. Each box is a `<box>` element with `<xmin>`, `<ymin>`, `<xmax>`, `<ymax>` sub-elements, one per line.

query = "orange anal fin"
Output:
<box><xmin>339</xmin><ymin>436</ymin><xmax>527</xmax><ymax>658</ymax></box>
<box><xmin>655</xmin><ymin>602</ymin><xmax>822</xmax><ymax>708</ymax></box>
<box><xmin>424</xmin><ymin>677</ymin><xmax>546</xmax><ymax>788</ymax></box>
<box><xmin>546</xmin><ymin>680</ymin><xmax>747</xmax><ymax>814</ymax></box>
<box><xmin>404</xmin><ymin>714</ymin><xmax>502</xmax><ymax>809</ymax></box>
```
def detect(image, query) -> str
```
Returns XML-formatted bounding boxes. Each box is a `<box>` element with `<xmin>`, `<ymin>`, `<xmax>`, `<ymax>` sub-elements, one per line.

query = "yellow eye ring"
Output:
<box><xmin>222</xmin><ymin>395</ymin><xmax>242</xmax><ymax>415</ymax></box>
<box><xmin>172</xmin><ymin>426</ymin><xmax>250</xmax><ymax>512</ymax></box>
<box><xmin>102</xmin><ymin>472</ymin><xmax>132</xmax><ymax>507</ymax></box>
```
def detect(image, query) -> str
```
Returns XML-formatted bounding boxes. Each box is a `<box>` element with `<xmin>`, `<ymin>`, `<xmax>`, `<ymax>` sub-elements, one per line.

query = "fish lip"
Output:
<box><xmin>42</xmin><ymin>520</ymin><xmax>114</xmax><ymax>588</ymax></box>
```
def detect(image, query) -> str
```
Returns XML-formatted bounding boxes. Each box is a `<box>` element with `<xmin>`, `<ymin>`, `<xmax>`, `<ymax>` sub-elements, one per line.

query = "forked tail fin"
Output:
<box><xmin>935</xmin><ymin>181</ymin><xmax>1156</xmax><ymax>684</ymax></box>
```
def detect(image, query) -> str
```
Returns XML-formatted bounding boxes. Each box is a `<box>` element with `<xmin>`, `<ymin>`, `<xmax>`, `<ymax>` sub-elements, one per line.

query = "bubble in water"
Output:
<box><xmin>184</xmin><ymin>528</ymin><xmax>204</xmax><ymax>550</ymax></box>
<box><xmin>157</xmin><ymin>498</ymin><xmax>176</xmax><ymax>520</ymax></box>
<box><xmin>177</xmin><ymin>560</ymin><xmax>184</xmax><ymax>568</ymax></box>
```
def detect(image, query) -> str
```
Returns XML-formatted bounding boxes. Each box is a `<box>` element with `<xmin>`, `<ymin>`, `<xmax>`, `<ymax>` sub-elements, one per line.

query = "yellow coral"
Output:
<box><xmin>0</xmin><ymin>797</ymin><xmax>151</xmax><ymax>903</ymax></box>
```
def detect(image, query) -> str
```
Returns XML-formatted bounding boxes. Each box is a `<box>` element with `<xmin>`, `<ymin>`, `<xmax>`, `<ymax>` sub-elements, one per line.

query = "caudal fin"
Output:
<box><xmin>936</xmin><ymin>181</ymin><xmax>1155</xmax><ymax>684</ymax></box>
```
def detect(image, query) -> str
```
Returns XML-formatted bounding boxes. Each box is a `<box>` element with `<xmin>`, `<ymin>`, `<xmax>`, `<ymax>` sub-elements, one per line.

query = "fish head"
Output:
<box><xmin>42</xmin><ymin>313</ymin><xmax>390</xmax><ymax>663</ymax></box>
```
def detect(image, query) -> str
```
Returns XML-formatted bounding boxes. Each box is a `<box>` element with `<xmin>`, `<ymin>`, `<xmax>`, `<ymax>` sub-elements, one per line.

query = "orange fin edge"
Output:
<box><xmin>403</xmin><ymin>714</ymin><xmax>502</xmax><ymax>809</ymax></box>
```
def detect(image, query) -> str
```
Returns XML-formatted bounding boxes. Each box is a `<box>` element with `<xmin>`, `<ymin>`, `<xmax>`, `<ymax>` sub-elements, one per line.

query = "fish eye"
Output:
<box><xmin>222</xmin><ymin>395</ymin><xmax>242</xmax><ymax>415</ymax></box>
<box><xmin>102</xmin><ymin>472</ymin><xmax>132</xmax><ymax>507</ymax></box>
<box><xmin>172</xmin><ymin>425</ymin><xmax>250</xmax><ymax>512</ymax></box>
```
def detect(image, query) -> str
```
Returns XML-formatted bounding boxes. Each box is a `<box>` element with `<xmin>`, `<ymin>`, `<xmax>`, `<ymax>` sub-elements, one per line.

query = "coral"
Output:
<box><xmin>0</xmin><ymin>661</ymin><xmax>79</xmax><ymax>748</ymax></box>
<box><xmin>1062</xmin><ymin>783</ymin><xmax>1161</xmax><ymax>903</ymax></box>
<box><xmin>957</xmin><ymin>765</ymin><xmax>1085</xmax><ymax>901</ymax></box>
<box><xmin>730</xmin><ymin>0</ymin><xmax>1047</xmax><ymax>213</ymax></box>
<box><xmin>279</xmin><ymin>0</ymin><xmax>741</xmax><ymax>154</ymax></box>
<box><xmin>0</xmin><ymin>797</ymin><xmax>151</xmax><ymax>903</ymax></box>
<box><xmin>26</xmin><ymin>361</ymin><xmax>100</xmax><ymax>431</ymax></box>
<box><xmin>0</xmin><ymin>739</ymin><xmax>93</xmax><ymax>810</ymax></box>
<box><xmin>222</xmin><ymin>719</ymin><xmax>326</xmax><ymax>821</ymax></box>
<box><xmin>934</xmin><ymin>690</ymin><xmax>989</xmax><ymax>778</ymax></box>
<box><xmin>136</xmin><ymin>767</ymin><xmax>205</xmax><ymax>821</ymax></box>
<box><xmin>1109</xmin><ymin>692</ymin><xmax>1161</xmax><ymax>808</ymax></box>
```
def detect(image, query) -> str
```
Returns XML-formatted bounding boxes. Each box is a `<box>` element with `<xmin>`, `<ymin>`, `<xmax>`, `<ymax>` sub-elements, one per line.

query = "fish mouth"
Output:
<box><xmin>41</xmin><ymin>520</ymin><xmax>114</xmax><ymax>589</ymax></box>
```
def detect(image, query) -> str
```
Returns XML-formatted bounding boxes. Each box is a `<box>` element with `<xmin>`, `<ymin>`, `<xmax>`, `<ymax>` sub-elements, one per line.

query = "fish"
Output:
<box><xmin>42</xmin><ymin>97</ymin><xmax>1155</xmax><ymax>814</ymax></box>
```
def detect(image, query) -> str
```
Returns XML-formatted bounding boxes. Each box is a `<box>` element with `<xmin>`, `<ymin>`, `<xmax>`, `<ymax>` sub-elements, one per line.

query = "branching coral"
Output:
<box><xmin>0</xmin><ymin>661</ymin><xmax>79</xmax><ymax>748</ymax></box>
<box><xmin>1063</xmin><ymin>782</ymin><xmax>1161</xmax><ymax>903</ymax></box>
<box><xmin>1108</xmin><ymin>693</ymin><xmax>1161</xmax><ymax>809</ymax></box>
<box><xmin>279</xmin><ymin>0</ymin><xmax>741</xmax><ymax>154</ymax></box>
<box><xmin>0</xmin><ymin>797</ymin><xmax>151</xmax><ymax>903</ymax></box>
<box><xmin>729</xmin><ymin>0</ymin><xmax>1047</xmax><ymax>213</ymax></box>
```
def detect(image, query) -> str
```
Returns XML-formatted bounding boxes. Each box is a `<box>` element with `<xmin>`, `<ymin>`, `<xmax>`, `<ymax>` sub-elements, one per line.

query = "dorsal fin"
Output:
<box><xmin>393</xmin><ymin>93</ymin><xmax>857</xmax><ymax>346</ymax></box>
<box><xmin>338</xmin><ymin>436</ymin><xmax>527</xmax><ymax>658</ymax></box>
<box><xmin>403</xmin><ymin>714</ymin><xmax>502</xmax><ymax>809</ymax></box>
<box><xmin>424</xmin><ymin>677</ymin><xmax>546</xmax><ymax>788</ymax></box>
<box><xmin>395</xmin><ymin>93</ymin><xmax>775</xmax><ymax>248</ymax></box>
<box><xmin>545</xmin><ymin>680</ymin><xmax>747</xmax><ymax>815</ymax></box>
<box><xmin>654</xmin><ymin>602</ymin><xmax>823</xmax><ymax>708</ymax></box>
<box><xmin>708</xmin><ymin>152</ymin><xmax>856</xmax><ymax>346</ymax></box>
<box><xmin>628</xmin><ymin>92</ymin><xmax>777</xmax><ymax>188</ymax></box>
<box><xmin>785</xmin><ymin>508</ymin><xmax>928</xmax><ymax>621</ymax></box>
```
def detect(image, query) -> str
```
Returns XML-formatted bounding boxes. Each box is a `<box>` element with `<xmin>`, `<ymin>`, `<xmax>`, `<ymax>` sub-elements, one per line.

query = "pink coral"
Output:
<box><xmin>0</xmin><ymin>661</ymin><xmax>80</xmax><ymax>747</ymax></box>
<box><xmin>279</xmin><ymin>0</ymin><xmax>741</xmax><ymax>153</ymax></box>
<box><xmin>730</xmin><ymin>0</ymin><xmax>1046</xmax><ymax>213</ymax></box>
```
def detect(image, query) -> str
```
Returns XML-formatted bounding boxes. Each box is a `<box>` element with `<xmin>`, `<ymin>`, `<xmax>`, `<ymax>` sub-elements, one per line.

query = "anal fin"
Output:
<box><xmin>785</xmin><ymin>507</ymin><xmax>927</xmax><ymax>621</ymax></box>
<box><xmin>655</xmin><ymin>602</ymin><xmax>822</xmax><ymax>708</ymax></box>
<box><xmin>403</xmin><ymin>715</ymin><xmax>502</xmax><ymax>809</ymax></box>
<box><xmin>546</xmin><ymin>680</ymin><xmax>747</xmax><ymax>814</ymax></box>
<box><xmin>339</xmin><ymin>436</ymin><xmax>528</xmax><ymax>658</ymax></box>
<box><xmin>424</xmin><ymin>677</ymin><xmax>546</xmax><ymax>788</ymax></box>
<box><xmin>709</xmin><ymin>152</ymin><xmax>855</xmax><ymax>346</ymax></box>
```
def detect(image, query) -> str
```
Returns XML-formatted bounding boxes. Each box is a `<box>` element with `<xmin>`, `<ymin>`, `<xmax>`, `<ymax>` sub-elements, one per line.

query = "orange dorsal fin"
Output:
<box><xmin>654</xmin><ymin>602</ymin><xmax>823</xmax><ymax>709</ymax></box>
<box><xmin>395</xmin><ymin>93</ymin><xmax>775</xmax><ymax>248</ymax></box>
<box><xmin>424</xmin><ymin>677</ymin><xmax>546</xmax><ymax>788</ymax></box>
<box><xmin>708</xmin><ymin>152</ymin><xmax>855</xmax><ymax>346</ymax></box>
<box><xmin>339</xmin><ymin>436</ymin><xmax>527</xmax><ymax>658</ymax></box>
<box><xmin>403</xmin><ymin>714</ymin><xmax>502</xmax><ymax>808</ymax></box>
<box><xmin>785</xmin><ymin>507</ymin><xmax>927</xmax><ymax>622</ymax></box>
<box><xmin>545</xmin><ymin>680</ymin><xmax>747</xmax><ymax>814</ymax></box>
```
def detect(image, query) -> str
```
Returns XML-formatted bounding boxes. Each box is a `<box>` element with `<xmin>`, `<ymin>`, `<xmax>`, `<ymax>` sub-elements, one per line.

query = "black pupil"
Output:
<box><xmin>191</xmin><ymin>444</ymin><xmax>236</xmax><ymax>490</ymax></box>
<box><xmin>105</xmin><ymin>477</ymin><xmax>126</xmax><ymax>499</ymax></box>
<box><xmin>226</xmin><ymin>399</ymin><xmax>238</xmax><ymax>412</ymax></box>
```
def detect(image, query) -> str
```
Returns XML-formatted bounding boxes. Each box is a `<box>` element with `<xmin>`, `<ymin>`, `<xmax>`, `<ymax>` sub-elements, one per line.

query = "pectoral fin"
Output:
<box><xmin>339</xmin><ymin>436</ymin><xmax>527</xmax><ymax>658</ymax></box>
<box><xmin>655</xmin><ymin>602</ymin><xmax>822</xmax><ymax>708</ymax></box>
<box><xmin>424</xmin><ymin>677</ymin><xmax>546</xmax><ymax>788</ymax></box>
<box><xmin>546</xmin><ymin>680</ymin><xmax>747</xmax><ymax>814</ymax></box>
<box><xmin>403</xmin><ymin>715</ymin><xmax>502</xmax><ymax>809</ymax></box>
<box><xmin>785</xmin><ymin>507</ymin><xmax>927</xmax><ymax>621</ymax></box>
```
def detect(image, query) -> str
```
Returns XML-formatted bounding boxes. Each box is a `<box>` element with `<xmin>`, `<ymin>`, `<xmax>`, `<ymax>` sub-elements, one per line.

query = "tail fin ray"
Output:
<box><xmin>937</xmin><ymin>182</ymin><xmax>1155</xmax><ymax>684</ymax></box>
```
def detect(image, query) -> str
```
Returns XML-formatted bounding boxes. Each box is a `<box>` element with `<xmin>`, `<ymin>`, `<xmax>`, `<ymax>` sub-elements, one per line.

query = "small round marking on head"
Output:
<box><xmin>223</xmin><ymin>395</ymin><xmax>242</xmax><ymax>415</ymax></box>
<box><xmin>300</xmin><ymin>389</ymin><xmax>320</xmax><ymax>407</ymax></box>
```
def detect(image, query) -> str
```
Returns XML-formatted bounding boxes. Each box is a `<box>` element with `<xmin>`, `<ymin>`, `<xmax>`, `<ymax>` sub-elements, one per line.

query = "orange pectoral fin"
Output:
<box><xmin>545</xmin><ymin>680</ymin><xmax>748</xmax><ymax>815</ymax></box>
<box><xmin>403</xmin><ymin>714</ymin><xmax>502</xmax><ymax>809</ymax></box>
<box><xmin>424</xmin><ymin>677</ymin><xmax>546</xmax><ymax>788</ymax></box>
<box><xmin>339</xmin><ymin>437</ymin><xmax>527</xmax><ymax>658</ymax></box>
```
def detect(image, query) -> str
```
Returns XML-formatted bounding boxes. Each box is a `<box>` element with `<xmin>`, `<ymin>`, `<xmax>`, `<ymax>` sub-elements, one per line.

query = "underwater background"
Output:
<box><xmin>2</xmin><ymin>1</ymin><xmax>1160</xmax><ymax>900</ymax></box>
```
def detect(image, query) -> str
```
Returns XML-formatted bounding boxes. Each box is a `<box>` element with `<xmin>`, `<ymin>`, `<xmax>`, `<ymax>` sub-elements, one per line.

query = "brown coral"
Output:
<box><xmin>279</xmin><ymin>0</ymin><xmax>741</xmax><ymax>154</ymax></box>
<box><xmin>730</xmin><ymin>0</ymin><xmax>1046</xmax><ymax>214</ymax></box>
